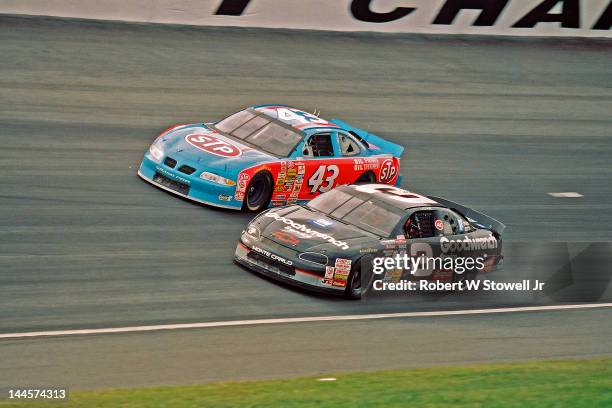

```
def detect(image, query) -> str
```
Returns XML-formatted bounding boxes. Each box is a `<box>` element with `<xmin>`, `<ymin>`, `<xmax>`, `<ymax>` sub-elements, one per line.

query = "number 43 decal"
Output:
<box><xmin>308</xmin><ymin>165</ymin><xmax>339</xmax><ymax>194</ymax></box>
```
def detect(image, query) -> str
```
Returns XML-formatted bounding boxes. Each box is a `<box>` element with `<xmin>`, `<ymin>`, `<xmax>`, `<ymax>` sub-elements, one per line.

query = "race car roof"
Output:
<box><xmin>253</xmin><ymin>104</ymin><xmax>340</xmax><ymax>131</ymax></box>
<box><xmin>344</xmin><ymin>184</ymin><xmax>441</xmax><ymax>210</ymax></box>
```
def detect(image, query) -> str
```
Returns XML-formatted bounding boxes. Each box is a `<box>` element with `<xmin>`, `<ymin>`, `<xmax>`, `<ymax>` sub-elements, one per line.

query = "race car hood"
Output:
<box><xmin>156</xmin><ymin>124</ymin><xmax>276</xmax><ymax>172</ymax></box>
<box><xmin>255</xmin><ymin>206</ymin><xmax>378</xmax><ymax>253</ymax></box>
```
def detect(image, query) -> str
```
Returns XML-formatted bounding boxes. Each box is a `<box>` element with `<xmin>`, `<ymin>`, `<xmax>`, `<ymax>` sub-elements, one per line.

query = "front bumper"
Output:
<box><xmin>138</xmin><ymin>153</ymin><xmax>241</xmax><ymax>210</ymax></box>
<box><xmin>234</xmin><ymin>240</ymin><xmax>345</xmax><ymax>295</ymax></box>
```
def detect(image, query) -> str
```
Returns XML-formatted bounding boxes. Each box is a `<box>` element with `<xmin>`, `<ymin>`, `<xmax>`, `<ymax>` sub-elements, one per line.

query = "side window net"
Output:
<box><xmin>306</xmin><ymin>134</ymin><xmax>334</xmax><ymax>157</ymax></box>
<box><xmin>339</xmin><ymin>133</ymin><xmax>361</xmax><ymax>156</ymax></box>
<box><xmin>436</xmin><ymin>209</ymin><xmax>470</xmax><ymax>236</ymax></box>
<box><xmin>348</xmin><ymin>131</ymin><xmax>369</xmax><ymax>148</ymax></box>
<box><xmin>405</xmin><ymin>211</ymin><xmax>435</xmax><ymax>239</ymax></box>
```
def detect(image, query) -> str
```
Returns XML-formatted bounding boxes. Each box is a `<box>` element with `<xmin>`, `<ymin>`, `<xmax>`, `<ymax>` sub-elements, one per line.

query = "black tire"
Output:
<box><xmin>344</xmin><ymin>260</ymin><xmax>363</xmax><ymax>299</ymax></box>
<box><xmin>355</xmin><ymin>171</ymin><xmax>376</xmax><ymax>184</ymax></box>
<box><xmin>242</xmin><ymin>172</ymin><xmax>273</xmax><ymax>212</ymax></box>
<box><xmin>452</xmin><ymin>269</ymin><xmax>477</xmax><ymax>285</ymax></box>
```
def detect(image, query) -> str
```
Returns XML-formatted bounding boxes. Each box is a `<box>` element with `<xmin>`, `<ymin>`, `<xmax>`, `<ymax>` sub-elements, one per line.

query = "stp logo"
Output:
<box><xmin>379</xmin><ymin>159</ymin><xmax>398</xmax><ymax>183</ymax></box>
<box><xmin>185</xmin><ymin>133</ymin><xmax>241</xmax><ymax>157</ymax></box>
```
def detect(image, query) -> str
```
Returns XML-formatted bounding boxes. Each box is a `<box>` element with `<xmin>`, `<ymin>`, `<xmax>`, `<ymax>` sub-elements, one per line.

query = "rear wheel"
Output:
<box><xmin>355</xmin><ymin>171</ymin><xmax>376</xmax><ymax>184</ymax></box>
<box><xmin>452</xmin><ymin>269</ymin><xmax>477</xmax><ymax>285</ymax></box>
<box><xmin>243</xmin><ymin>172</ymin><xmax>273</xmax><ymax>212</ymax></box>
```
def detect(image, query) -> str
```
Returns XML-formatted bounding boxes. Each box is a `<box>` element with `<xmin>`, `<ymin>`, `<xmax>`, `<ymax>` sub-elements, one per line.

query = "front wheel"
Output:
<box><xmin>242</xmin><ymin>172</ymin><xmax>273</xmax><ymax>212</ymax></box>
<box><xmin>344</xmin><ymin>261</ymin><xmax>363</xmax><ymax>299</ymax></box>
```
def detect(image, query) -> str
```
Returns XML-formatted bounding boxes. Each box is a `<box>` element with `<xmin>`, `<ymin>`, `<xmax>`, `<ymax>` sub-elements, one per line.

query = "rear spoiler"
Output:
<box><xmin>330</xmin><ymin>119</ymin><xmax>404</xmax><ymax>158</ymax></box>
<box><xmin>428</xmin><ymin>196</ymin><xmax>506</xmax><ymax>235</ymax></box>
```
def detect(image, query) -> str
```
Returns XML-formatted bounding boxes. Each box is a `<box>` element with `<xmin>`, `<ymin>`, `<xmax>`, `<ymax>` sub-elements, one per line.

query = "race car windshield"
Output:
<box><xmin>214</xmin><ymin>110</ymin><xmax>255</xmax><ymax>134</ymax></box>
<box><xmin>342</xmin><ymin>200</ymin><xmax>404</xmax><ymax>237</ymax></box>
<box><xmin>308</xmin><ymin>192</ymin><xmax>403</xmax><ymax>237</ymax></box>
<box><xmin>245</xmin><ymin>122</ymin><xmax>302</xmax><ymax>156</ymax></box>
<box><xmin>214</xmin><ymin>109</ymin><xmax>302</xmax><ymax>156</ymax></box>
<box><xmin>307</xmin><ymin>190</ymin><xmax>353</xmax><ymax>214</ymax></box>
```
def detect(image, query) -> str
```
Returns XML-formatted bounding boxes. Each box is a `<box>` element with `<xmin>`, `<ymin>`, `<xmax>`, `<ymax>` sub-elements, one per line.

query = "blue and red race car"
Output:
<box><xmin>138</xmin><ymin>105</ymin><xmax>404</xmax><ymax>211</ymax></box>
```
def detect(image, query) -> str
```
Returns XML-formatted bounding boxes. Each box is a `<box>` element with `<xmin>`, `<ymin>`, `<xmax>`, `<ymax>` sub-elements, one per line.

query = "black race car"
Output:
<box><xmin>235</xmin><ymin>184</ymin><xmax>504</xmax><ymax>298</ymax></box>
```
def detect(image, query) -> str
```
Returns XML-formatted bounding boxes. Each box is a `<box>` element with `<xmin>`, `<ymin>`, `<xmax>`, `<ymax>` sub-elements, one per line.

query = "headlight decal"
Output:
<box><xmin>200</xmin><ymin>171</ymin><xmax>236</xmax><ymax>186</ymax></box>
<box><xmin>298</xmin><ymin>252</ymin><xmax>329</xmax><ymax>266</ymax></box>
<box><xmin>149</xmin><ymin>144</ymin><xmax>164</xmax><ymax>161</ymax></box>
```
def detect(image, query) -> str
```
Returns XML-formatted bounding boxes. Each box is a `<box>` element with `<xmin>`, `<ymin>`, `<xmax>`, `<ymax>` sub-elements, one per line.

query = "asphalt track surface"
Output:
<box><xmin>0</xmin><ymin>16</ymin><xmax>611</xmax><ymax>389</ymax></box>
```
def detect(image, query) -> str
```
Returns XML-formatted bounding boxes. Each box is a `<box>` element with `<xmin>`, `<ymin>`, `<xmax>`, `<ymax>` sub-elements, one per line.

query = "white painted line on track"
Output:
<box><xmin>548</xmin><ymin>192</ymin><xmax>583</xmax><ymax>198</ymax></box>
<box><xmin>1</xmin><ymin>303</ymin><xmax>610</xmax><ymax>340</ymax></box>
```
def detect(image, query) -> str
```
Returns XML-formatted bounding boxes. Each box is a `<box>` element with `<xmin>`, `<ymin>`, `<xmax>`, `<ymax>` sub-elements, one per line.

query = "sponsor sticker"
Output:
<box><xmin>379</xmin><ymin>159</ymin><xmax>398</xmax><ymax>183</ymax></box>
<box><xmin>440</xmin><ymin>235</ymin><xmax>498</xmax><ymax>253</ymax></box>
<box><xmin>290</xmin><ymin>162</ymin><xmax>306</xmax><ymax>197</ymax></box>
<box><xmin>311</xmin><ymin>218</ymin><xmax>334</xmax><ymax>228</ymax></box>
<box><xmin>353</xmin><ymin>157</ymin><xmax>380</xmax><ymax>172</ymax></box>
<box><xmin>325</xmin><ymin>266</ymin><xmax>335</xmax><ymax>278</ymax></box>
<box><xmin>383</xmin><ymin>268</ymin><xmax>403</xmax><ymax>283</ymax></box>
<box><xmin>332</xmin><ymin>279</ymin><xmax>348</xmax><ymax>288</ymax></box>
<box><xmin>218</xmin><ymin>194</ymin><xmax>232</xmax><ymax>202</ymax></box>
<box><xmin>381</xmin><ymin>239</ymin><xmax>396</xmax><ymax>246</ymax></box>
<box><xmin>334</xmin><ymin>258</ymin><xmax>352</xmax><ymax>282</ymax></box>
<box><xmin>235</xmin><ymin>172</ymin><xmax>249</xmax><ymax>201</ymax></box>
<box><xmin>185</xmin><ymin>133</ymin><xmax>242</xmax><ymax>157</ymax></box>
<box><xmin>335</xmin><ymin>258</ymin><xmax>352</xmax><ymax>268</ymax></box>
<box><xmin>435</xmin><ymin>219</ymin><xmax>444</xmax><ymax>231</ymax></box>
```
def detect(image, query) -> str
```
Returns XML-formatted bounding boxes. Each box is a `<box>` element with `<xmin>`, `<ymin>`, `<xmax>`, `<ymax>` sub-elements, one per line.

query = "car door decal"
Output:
<box><xmin>308</xmin><ymin>164</ymin><xmax>340</xmax><ymax>194</ymax></box>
